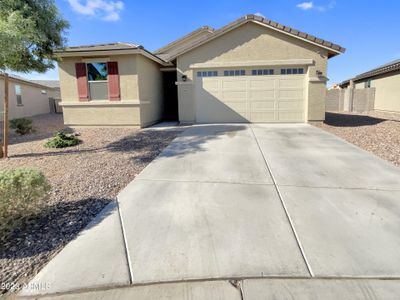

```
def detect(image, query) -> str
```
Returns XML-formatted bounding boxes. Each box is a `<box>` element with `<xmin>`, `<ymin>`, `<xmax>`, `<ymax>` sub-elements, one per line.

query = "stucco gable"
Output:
<box><xmin>165</xmin><ymin>14</ymin><xmax>345</xmax><ymax>61</ymax></box>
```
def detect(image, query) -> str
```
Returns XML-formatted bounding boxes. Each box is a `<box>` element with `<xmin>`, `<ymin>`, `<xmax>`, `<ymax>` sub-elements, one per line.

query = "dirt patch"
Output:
<box><xmin>0</xmin><ymin>114</ymin><xmax>182</xmax><ymax>296</ymax></box>
<box><xmin>312</xmin><ymin>111</ymin><xmax>400</xmax><ymax>167</ymax></box>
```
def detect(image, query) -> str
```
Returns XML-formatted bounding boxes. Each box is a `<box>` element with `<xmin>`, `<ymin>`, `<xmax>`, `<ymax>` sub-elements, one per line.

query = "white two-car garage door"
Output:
<box><xmin>195</xmin><ymin>69</ymin><xmax>306</xmax><ymax>123</ymax></box>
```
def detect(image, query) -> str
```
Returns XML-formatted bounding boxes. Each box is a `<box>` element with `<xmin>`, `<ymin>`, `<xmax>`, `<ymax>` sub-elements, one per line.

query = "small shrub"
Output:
<box><xmin>0</xmin><ymin>168</ymin><xmax>51</xmax><ymax>241</ymax></box>
<box><xmin>44</xmin><ymin>131</ymin><xmax>81</xmax><ymax>148</ymax></box>
<box><xmin>9</xmin><ymin>118</ymin><xmax>34</xmax><ymax>135</ymax></box>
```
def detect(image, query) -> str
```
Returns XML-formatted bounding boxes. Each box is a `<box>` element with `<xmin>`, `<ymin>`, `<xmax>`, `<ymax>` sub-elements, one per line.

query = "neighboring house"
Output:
<box><xmin>339</xmin><ymin>59</ymin><xmax>400</xmax><ymax>113</ymax></box>
<box><xmin>31</xmin><ymin>80</ymin><xmax>61</xmax><ymax>99</ymax></box>
<box><xmin>57</xmin><ymin>14</ymin><xmax>345</xmax><ymax>127</ymax></box>
<box><xmin>0</xmin><ymin>74</ymin><xmax>60</xmax><ymax>120</ymax></box>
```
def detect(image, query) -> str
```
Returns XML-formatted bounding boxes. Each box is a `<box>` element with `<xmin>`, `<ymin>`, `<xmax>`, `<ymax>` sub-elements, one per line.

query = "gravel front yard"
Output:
<box><xmin>312</xmin><ymin>111</ymin><xmax>400</xmax><ymax>167</ymax></box>
<box><xmin>0</xmin><ymin>114</ymin><xmax>182</xmax><ymax>296</ymax></box>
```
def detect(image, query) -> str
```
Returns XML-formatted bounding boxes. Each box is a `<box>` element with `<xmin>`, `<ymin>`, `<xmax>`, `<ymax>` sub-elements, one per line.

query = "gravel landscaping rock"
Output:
<box><xmin>0</xmin><ymin>114</ymin><xmax>182</xmax><ymax>296</ymax></box>
<box><xmin>312</xmin><ymin>111</ymin><xmax>400</xmax><ymax>167</ymax></box>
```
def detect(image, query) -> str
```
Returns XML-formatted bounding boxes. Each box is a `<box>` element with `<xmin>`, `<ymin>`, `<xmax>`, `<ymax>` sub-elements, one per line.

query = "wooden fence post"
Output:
<box><xmin>3</xmin><ymin>73</ymin><xmax>9</xmax><ymax>158</ymax></box>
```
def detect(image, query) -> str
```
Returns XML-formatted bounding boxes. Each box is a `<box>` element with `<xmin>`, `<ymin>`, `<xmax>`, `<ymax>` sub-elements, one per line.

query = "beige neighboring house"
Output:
<box><xmin>339</xmin><ymin>59</ymin><xmax>400</xmax><ymax>113</ymax></box>
<box><xmin>57</xmin><ymin>14</ymin><xmax>345</xmax><ymax>127</ymax></box>
<box><xmin>0</xmin><ymin>74</ymin><xmax>60</xmax><ymax>121</ymax></box>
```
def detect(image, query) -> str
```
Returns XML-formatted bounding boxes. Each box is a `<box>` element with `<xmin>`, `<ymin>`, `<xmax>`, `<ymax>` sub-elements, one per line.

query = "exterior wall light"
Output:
<box><xmin>182</xmin><ymin>75</ymin><xmax>187</xmax><ymax>82</ymax></box>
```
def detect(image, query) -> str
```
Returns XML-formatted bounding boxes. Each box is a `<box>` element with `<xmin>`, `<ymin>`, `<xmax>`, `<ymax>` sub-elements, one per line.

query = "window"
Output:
<box><xmin>251</xmin><ymin>69</ymin><xmax>274</xmax><ymax>76</ymax></box>
<box><xmin>280</xmin><ymin>68</ymin><xmax>304</xmax><ymax>75</ymax></box>
<box><xmin>224</xmin><ymin>70</ymin><xmax>245</xmax><ymax>76</ymax></box>
<box><xmin>87</xmin><ymin>63</ymin><xmax>108</xmax><ymax>81</ymax></box>
<box><xmin>87</xmin><ymin>62</ymin><xmax>109</xmax><ymax>100</ymax></box>
<box><xmin>15</xmin><ymin>85</ymin><xmax>23</xmax><ymax>106</ymax></box>
<box><xmin>365</xmin><ymin>80</ymin><xmax>372</xmax><ymax>88</ymax></box>
<box><xmin>197</xmin><ymin>70</ymin><xmax>218</xmax><ymax>77</ymax></box>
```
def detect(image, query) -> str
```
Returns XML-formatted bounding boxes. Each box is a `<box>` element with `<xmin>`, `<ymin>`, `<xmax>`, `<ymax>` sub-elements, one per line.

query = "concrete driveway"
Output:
<box><xmin>21</xmin><ymin>124</ymin><xmax>400</xmax><ymax>299</ymax></box>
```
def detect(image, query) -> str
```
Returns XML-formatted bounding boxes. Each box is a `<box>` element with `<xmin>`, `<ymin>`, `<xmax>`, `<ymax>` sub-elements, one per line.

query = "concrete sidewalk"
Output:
<box><xmin>19</xmin><ymin>124</ymin><xmax>400</xmax><ymax>299</ymax></box>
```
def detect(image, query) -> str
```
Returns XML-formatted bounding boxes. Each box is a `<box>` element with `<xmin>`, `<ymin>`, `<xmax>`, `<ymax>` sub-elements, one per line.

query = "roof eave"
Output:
<box><xmin>0</xmin><ymin>74</ymin><xmax>57</xmax><ymax>90</ymax></box>
<box><xmin>56</xmin><ymin>48</ymin><xmax>170</xmax><ymax>66</ymax></box>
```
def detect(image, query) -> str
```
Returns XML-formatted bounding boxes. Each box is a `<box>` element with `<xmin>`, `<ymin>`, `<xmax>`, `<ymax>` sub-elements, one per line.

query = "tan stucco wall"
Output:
<box><xmin>63</xmin><ymin>104</ymin><xmax>140</xmax><ymax>126</ymax></box>
<box><xmin>0</xmin><ymin>78</ymin><xmax>52</xmax><ymax>121</ymax></box>
<box><xmin>58</xmin><ymin>54</ymin><xmax>153</xmax><ymax>126</ymax></box>
<box><xmin>176</xmin><ymin>22</ymin><xmax>329</xmax><ymax>122</ymax></box>
<box><xmin>58</xmin><ymin>55</ymin><xmax>139</xmax><ymax>103</ymax></box>
<box><xmin>308</xmin><ymin>82</ymin><xmax>327</xmax><ymax>119</ymax></box>
<box><xmin>355</xmin><ymin>72</ymin><xmax>400</xmax><ymax>113</ymax></box>
<box><xmin>137</xmin><ymin>55</ymin><xmax>164</xmax><ymax>127</ymax></box>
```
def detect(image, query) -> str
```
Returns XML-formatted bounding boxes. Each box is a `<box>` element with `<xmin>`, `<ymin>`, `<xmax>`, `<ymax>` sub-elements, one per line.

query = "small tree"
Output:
<box><xmin>0</xmin><ymin>0</ymin><xmax>69</xmax><ymax>157</ymax></box>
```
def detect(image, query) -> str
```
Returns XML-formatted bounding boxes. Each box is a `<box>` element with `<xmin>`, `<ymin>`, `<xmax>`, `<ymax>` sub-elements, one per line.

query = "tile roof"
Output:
<box><xmin>354</xmin><ymin>59</ymin><xmax>400</xmax><ymax>81</ymax></box>
<box><xmin>30</xmin><ymin>80</ymin><xmax>60</xmax><ymax>88</ymax></box>
<box><xmin>59</xmin><ymin>42</ymin><xmax>143</xmax><ymax>52</ymax></box>
<box><xmin>162</xmin><ymin>14</ymin><xmax>345</xmax><ymax>61</ymax></box>
<box><xmin>339</xmin><ymin>59</ymin><xmax>400</xmax><ymax>87</ymax></box>
<box><xmin>0</xmin><ymin>73</ymin><xmax>57</xmax><ymax>89</ymax></box>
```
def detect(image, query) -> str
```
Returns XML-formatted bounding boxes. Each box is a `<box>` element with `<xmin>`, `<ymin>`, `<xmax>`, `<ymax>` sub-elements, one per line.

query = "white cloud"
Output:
<box><xmin>254</xmin><ymin>12</ymin><xmax>266</xmax><ymax>18</ymax></box>
<box><xmin>297</xmin><ymin>1</ymin><xmax>335</xmax><ymax>12</ymax></box>
<box><xmin>297</xmin><ymin>2</ymin><xmax>314</xmax><ymax>10</ymax></box>
<box><xmin>67</xmin><ymin>0</ymin><xmax>124</xmax><ymax>21</ymax></box>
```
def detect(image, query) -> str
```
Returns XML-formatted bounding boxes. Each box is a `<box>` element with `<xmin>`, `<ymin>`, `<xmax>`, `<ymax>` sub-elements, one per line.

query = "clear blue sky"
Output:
<box><xmin>22</xmin><ymin>0</ymin><xmax>400</xmax><ymax>85</ymax></box>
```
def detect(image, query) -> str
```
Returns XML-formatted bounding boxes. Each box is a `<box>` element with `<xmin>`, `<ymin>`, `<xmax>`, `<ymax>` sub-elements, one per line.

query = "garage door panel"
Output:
<box><xmin>202</xmin><ymin>79</ymin><xmax>220</xmax><ymax>91</ymax></box>
<box><xmin>249</xmin><ymin>79</ymin><xmax>275</xmax><ymax>89</ymax></box>
<box><xmin>222</xmin><ymin>91</ymin><xmax>247</xmax><ymax>99</ymax></box>
<box><xmin>222</xmin><ymin>80</ymin><xmax>246</xmax><ymax>90</ymax></box>
<box><xmin>279</xmin><ymin>78</ymin><xmax>304</xmax><ymax>88</ymax></box>
<box><xmin>249</xmin><ymin>90</ymin><xmax>275</xmax><ymax>100</ymax></box>
<box><xmin>278</xmin><ymin>100</ymin><xmax>303</xmax><ymax>110</ymax></box>
<box><xmin>250</xmin><ymin>112</ymin><xmax>276</xmax><ymax>123</ymax></box>
<box><xmin>279</xmin><ymin>90</ymin><xmax>304</xmax><ymax>99</ymax></box>
<box><xmin>278</xmin><ymin>111</ymin><xmax>304</xmax><ymax>122</ymax></box>
<box><xmin>195</xmin><ymin>71</ymin><xmax>305</xmax><ymax>123</ymax></box>
<box><xmin>224</xmin><ymin>101</ymin><xmax>247</xmax><ymax>112</ymax></box>
<box><xmin>250</xmin><ymin>101</ymin><xmax>275</xmax><ymax>110</ymax></box>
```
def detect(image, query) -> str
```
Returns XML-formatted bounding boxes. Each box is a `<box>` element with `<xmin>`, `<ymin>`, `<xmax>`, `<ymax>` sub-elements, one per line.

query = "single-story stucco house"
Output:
<box><xmin>57</xmin><ymin>14</ymin><xmax>345</xmax><ymax>127</ymax></box>
<box><xmin>339</xmin><ymin>59</ymin><xmax>400</xmax><ymax>113</ymax></box>
<box><xmin>0</xmin><ymin>74</ymin><xmax>60</xmax><ymax>121</ymax></box>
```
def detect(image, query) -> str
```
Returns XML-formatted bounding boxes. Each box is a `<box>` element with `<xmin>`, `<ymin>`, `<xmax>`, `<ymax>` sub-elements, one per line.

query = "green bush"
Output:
<box><xmin>44</xmin><ymin>131</ymin><xmax>81</xmax><ymax>148</ymax></box>
<box><xmin>9</xmin><ymin>118</ymin><xmax>34</xmax><ymax>135</ymax></box>
<box><xmin>0</xmin><ymin>168</ymin><xmax>51</xmax><ymax>241</ymax></box>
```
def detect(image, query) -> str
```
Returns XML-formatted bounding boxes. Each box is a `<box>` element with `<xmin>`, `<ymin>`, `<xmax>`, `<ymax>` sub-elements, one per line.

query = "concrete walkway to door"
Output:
<box><xmin>19</xmin><ymin>124</ymin><xmax>400</xmax><ymax>299</ymax></box>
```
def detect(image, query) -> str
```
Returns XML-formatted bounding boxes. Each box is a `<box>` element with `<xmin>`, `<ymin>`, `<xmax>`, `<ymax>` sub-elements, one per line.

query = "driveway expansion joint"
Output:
<box><xmin>249</xmin><ymin>125</ymin><xmax>314</xmax><ymax>277</ymax></box>
<box><xmin>276</xmin><ymin>184</ymin><xmax>400</xmax><ymax>192</ymax></box>
<box><xmin>135</xmin><ymin>178</ymin><xmax>275</xmax><ymax>186</ymax></box>
<box><xmin>116</xmin><ymin>198</ymin><xmax>134</xmax><ymax>284</ymax></box>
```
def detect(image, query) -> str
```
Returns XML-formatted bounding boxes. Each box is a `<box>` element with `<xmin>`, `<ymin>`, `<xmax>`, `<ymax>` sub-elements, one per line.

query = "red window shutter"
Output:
<box><xmin>75</xmin><ymin>63</ymin><xmax>89</xmax><ymax>101</ymax></box>
<box><xmin>107</xmin><ymin>62</ymin><xmax>120</xmax><ymax>101</ymax></box>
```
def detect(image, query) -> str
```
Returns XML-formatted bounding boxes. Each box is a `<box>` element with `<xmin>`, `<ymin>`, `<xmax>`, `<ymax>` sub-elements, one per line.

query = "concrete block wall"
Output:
<box><xmin>326</xmin><ymin>88</ymin><xmax>375</xmax><ymax>113</ymax></box>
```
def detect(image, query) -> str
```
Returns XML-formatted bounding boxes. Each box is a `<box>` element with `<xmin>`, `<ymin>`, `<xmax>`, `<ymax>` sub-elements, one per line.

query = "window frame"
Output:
<box><xmin>15</xmin><ymin>85</ymin><xmax>23</xmax><ymax>106</ymax></box>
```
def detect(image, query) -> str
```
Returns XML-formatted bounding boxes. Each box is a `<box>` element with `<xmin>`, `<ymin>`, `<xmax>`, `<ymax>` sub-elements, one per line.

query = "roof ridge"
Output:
<box><xmin>155</xmin><ymin>26</ymin><xmax>215</xmax><ymax>54</ymax></box>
